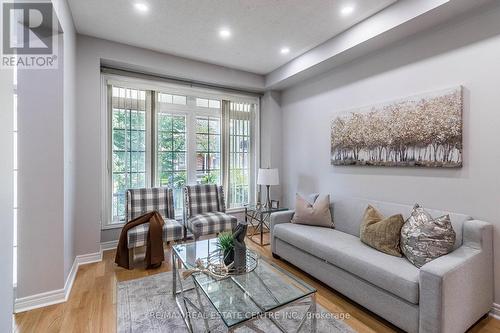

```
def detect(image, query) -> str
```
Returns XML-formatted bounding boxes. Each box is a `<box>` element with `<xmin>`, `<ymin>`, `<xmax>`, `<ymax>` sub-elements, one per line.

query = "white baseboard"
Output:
<box><xmin>14</xmin><ymin>251</ymin><xmax>102</xmax><ymax>313</ymax></box>
<box><xmin>100</xmin><ymin>240</ymin><xmax>118</xmax><ymax>253</ymax></box>
<box><xmin>490</xmin><ymin>303</ymin><xmax>500</xmax><ymax>320</ymax></box>
<box><xmin>76</xmin><ymin>251</ymin><xmax>102</xmax><ymax>265</ymax></box>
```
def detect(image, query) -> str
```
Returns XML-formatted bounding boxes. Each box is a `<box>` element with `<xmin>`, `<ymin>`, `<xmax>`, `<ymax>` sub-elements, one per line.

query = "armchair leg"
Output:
<box><xmin>128</xmin><ymin>248</ymin><xmax>134</xmax><ymax>270</ymax></box>
<box><xmin>272</xmin><ymin>252</ymin><xmax>281</xmax><ymax>260</ymax></box>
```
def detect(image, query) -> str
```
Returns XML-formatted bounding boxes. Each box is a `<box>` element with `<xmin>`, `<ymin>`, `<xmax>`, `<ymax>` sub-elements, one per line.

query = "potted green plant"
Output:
<box><xmin>217</xmin><ymin>231</ymin><xmax>234</xmax><ymax>266</ymax></box>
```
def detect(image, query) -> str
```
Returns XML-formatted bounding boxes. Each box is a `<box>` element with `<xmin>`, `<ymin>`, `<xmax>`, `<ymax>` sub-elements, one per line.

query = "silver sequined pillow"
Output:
<box><xmin>400</xmin><ymin>204</ymin><xmax>456</xmax><ymax>268</ymax></box>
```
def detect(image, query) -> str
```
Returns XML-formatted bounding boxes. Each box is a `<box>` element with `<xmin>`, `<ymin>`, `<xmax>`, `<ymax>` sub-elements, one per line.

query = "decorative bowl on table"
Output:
<box><xmin>203</xmin><ymin>249</ymin><xmax>259</xmax><ymax>278</ymax></box>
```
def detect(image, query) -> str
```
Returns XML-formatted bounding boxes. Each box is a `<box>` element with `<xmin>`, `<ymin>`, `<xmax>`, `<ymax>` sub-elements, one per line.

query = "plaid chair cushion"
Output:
<box><xmin>187</xmin><ymin>212</ymin><xmax>237</xmax><ymax>238</ymax></box>
<box><xmin>184</xmin><ymin>185</ymin><xmax>221</xmax><ymax>218</ymax></box>
<box><xmin>127</xmin><ymin>218</ymin><xmax>183</xmax><ymax>249</ymax></box>
<box><xmin>126</xmin><ymin>187</ymin><xmax>175</xmax><ymax>222</ymax></box>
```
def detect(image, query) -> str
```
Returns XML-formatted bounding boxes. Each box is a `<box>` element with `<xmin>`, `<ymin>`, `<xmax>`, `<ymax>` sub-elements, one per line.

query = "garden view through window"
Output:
<box><xmin>108</xmin><ymin>82</ymin><xmax>257</xmax><ymax>225</ymax></box>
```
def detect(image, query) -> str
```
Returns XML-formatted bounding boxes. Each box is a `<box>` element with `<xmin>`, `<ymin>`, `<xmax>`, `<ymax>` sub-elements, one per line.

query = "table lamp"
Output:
<box><xmin>257</xmin><ymin>168</ymin><xmax>279</xmax><ymax>208</ymax></box>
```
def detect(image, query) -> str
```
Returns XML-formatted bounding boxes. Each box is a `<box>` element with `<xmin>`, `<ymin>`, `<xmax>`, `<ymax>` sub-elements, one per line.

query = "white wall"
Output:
<box><xmin>280</xmin><ymin>4</ymin><xmax>500</xmax><ymax>304</ymax></box>
<box><xmin>75</xmin><ymin>35</ymin><xmax>265</xmax><ymax>253</ymax></box>
<box><xmin>0</xmin><ymin>66</ymin><xmax>14</xmax><ymax>331</ymax></box>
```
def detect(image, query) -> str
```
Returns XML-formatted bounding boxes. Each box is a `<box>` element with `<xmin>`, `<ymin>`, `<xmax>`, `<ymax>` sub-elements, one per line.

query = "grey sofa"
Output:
<box><xmin>270</xmin><ymin>197</ymin><xmax>493</xmax><ymax>333</ymax></box>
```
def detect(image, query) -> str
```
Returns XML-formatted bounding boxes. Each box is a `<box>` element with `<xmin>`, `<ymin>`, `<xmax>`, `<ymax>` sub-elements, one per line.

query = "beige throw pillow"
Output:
<box><xmin>291</xmin><ymin>194</ymin><xmax>333</xmax><ymax>228</ymax></box>
<box><xmin>360</xmin><ymin>205</ymin><xmax>405</xmax><ymax>257</ymax></box>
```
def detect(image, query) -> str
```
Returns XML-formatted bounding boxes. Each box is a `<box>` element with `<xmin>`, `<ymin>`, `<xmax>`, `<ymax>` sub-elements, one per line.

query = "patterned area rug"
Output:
<box><xmin>117</xmin><ymin>272</ymin><xmax>356</xmax><ymax>333</ymax></box>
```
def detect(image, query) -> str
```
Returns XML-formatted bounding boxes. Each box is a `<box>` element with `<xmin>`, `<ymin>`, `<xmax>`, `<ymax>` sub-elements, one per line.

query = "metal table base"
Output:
<box><xmin>172</xmin><ymin>251</ymin><xmax>318</xmax><ymax>332</ymax></box>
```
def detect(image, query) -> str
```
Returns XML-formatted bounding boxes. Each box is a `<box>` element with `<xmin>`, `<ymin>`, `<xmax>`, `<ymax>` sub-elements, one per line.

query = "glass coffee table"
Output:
<box><xmin>172</xmin><ymin>239</ymin><xmax>317</xmax><ymax>332</ymax></box>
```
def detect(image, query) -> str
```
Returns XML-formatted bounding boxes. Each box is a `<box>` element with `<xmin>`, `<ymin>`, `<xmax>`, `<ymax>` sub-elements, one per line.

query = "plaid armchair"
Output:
<box><xmin>125</xmin><ymin>187</ymin><xmax>184</xmax><ymax>254</ymax></box>
<box><xmin>184</xmin><ymin>184</ymin><xmax>237</xmax><ymax>240</ymax></box>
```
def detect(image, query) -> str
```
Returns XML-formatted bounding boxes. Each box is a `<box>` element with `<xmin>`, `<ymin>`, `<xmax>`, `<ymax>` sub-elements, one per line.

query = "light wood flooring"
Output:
<box><xmin>14</xmin><ymin>234</ymin><xmax>500</xmax><ymax>332</ymax></box>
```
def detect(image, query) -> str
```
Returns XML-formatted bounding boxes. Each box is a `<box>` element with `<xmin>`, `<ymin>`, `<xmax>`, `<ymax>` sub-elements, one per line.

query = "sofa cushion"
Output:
<box><xmin>291</xmin><ymin>194</ymin><xmax>334</xmax><ymax>228</ymax></box>
<box><xmin>332</xmin><ymin>196</ymin><xmax>470</xmax><ymax>249</ymax></box>
<box><xmin>360</xmin><ymin>205</ymin><xmax>404</xmax><ymax>257</ymax></box>
<box><xmin>401</xmin><ymin>204</ymin><xmax>456</xmax><ymax>268</ymax></box>
<box><xmin>127</xmin><ymin>217</ymin><xmax>183</xmax><ymax>248</ymax></box>
<box><xmin>187</xmin><ymin>212</ymin><xmax>237</xmax><ymax>238</ymax></box>
<box><xmin>274</xmin><ymin>223</ymin><xmax>420</xmax><ymax>304</ymax></box>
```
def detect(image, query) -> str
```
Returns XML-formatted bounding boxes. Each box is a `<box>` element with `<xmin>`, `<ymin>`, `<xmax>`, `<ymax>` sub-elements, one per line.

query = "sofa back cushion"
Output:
<box><xmin>332</xmin><ymin>196</ymin><xmax>470</xmax><ymax>249</ymax></box>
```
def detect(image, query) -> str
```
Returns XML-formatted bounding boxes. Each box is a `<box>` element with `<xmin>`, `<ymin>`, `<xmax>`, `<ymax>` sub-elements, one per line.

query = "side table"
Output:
<box><xmin>244</xmin><ymin>205</ymin><xmax>288</xmax><ymax>246</ymax></box>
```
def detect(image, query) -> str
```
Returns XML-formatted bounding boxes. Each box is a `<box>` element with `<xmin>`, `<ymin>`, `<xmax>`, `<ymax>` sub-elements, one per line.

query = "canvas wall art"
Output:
<box><xmin>330</xmin><ymin>86</ymin><xmax>463</xmax><ymax>168</ymax></box>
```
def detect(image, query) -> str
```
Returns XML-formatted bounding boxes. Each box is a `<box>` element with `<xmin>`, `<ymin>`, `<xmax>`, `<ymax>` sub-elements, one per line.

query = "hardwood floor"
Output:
<box><xmin>14</xmin><ymin>235</ymin><xmax>500</xmax><ymax>333</ymax></box>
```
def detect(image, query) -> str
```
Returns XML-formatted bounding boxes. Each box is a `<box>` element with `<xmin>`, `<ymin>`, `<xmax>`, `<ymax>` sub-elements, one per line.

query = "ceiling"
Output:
<box><xmin>68</xmin><ymin>0</ymin><xmax>397</xmax><ymax>75</ymax></box>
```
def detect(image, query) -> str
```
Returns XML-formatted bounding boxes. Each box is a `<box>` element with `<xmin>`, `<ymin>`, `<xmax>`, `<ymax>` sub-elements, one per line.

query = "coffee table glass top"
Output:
<box><xmin>173</xmin><ymin>239</ymin><xmax>316</xmax><ymax>328</ymax></box>
<box><xmin>245</xmin><ymin>204</ymin><xmax>289</xmax><ymax>214</ymax></box>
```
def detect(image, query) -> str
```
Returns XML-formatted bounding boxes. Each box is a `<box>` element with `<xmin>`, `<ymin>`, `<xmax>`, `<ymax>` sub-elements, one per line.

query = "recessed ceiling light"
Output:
<box><xmin>219</xmin><ymin>28</ymin><xmax>231</xmax><ymax>39</ymax></box>
<box><xmin>280</xmin><ymin>47</ymin><xmax>290</xmax><ymax>55</ymax></box>
<box><xmin>134</xmin><ymin>3</ymin><xmax>149</xmax><ymax>12</ymax></box>
<box><xmin>340</xmin><ymin>5</ymin><xmax>355</xmax><ymax>16</ymax></box>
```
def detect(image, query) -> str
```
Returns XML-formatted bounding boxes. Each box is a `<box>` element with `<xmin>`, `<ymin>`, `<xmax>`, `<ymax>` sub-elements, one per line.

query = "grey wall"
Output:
<box><xmin>0</xmin><ymin>66</ymin><xmax>14</xmax><ymax>331</ymax></box>
<box><xmin>280</xmin><ymin>4</ymin><xmax>500</xmax><ymax>304</ymax></box>
<box><xmin>261</xmin><ymin>91</ymin><xmax>283</xmax><ymax>203</ymax></box>
<box><xmin>75</xmin><ymin>35</ymin><xmax>266</xmax><ymax>251</ymax></box>
<box><xmin>55</xmin><ymin>0</ymin><xmax>77</xmax><ymax>283</ymax></box>
<box><xmin>16</xmin><ymin>0</ymin><xmax>77</xmax><ymax>299</ymax></box>
<box><xmin>101</xmin><ymin>228</ymin><xmax>121</xmax><ymax>244</ymax></box>
<box><xmin>17</xmin><ymin>37</ymin><xmax>66</xmax><ymax>297</ymax></box>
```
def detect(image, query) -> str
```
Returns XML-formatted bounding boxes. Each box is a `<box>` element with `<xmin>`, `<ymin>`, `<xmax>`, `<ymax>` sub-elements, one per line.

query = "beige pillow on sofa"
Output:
<box><xmin>360</xmin><ymin>205</ymin><xmax>404</xmax><ymax>257</ymax></box>
<box><xmin>291</xmin><ymin>194</ymin><xmax>334</xmax><ymax>228</ymax></box>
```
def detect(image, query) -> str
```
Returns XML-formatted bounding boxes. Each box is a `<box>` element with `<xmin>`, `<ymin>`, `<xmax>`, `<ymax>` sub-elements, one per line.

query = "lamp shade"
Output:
<box><xmin>257</xmin><ymin>168</ymin><xmax>279</xmax><ymax>186</ymax></box>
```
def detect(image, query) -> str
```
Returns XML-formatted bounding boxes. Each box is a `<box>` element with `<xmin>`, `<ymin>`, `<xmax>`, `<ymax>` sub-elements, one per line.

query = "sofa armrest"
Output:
<box><xmin>463</xmin><ymin>219</ymin><xmax>492</xmax><ymax>249</ymax></box>
<box><xmin>270</xmin><ymin>210</ymin><xmax>294</xmax><ymax>254</ymax></box>
<box><xmin>419</xmin><ymin>220</ymin><xmax>493</xmax><ymax>333</ymax></box>
<box><xmin>270</xmin><ymin>210</ymin><xmax>294</xmax><ymax>231</ymax></box>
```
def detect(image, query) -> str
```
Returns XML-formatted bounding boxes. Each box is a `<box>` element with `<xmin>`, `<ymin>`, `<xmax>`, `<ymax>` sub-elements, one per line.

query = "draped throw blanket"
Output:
<box><xmin>115</xmin><ymin>211</ymin><xmax>165</xmax><ymax>269</ymax></box>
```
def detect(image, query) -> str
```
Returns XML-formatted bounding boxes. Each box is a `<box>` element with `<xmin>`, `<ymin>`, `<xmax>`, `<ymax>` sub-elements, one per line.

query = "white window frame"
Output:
<box><xmin>101</xmin><ymin>74</ymin><xmax>260</xmax><ymax>229</ymax></box>
<box><xmin>153</xmin><ymin>106</ymin><xmax>190</xmax><ymax>189</ymax></box>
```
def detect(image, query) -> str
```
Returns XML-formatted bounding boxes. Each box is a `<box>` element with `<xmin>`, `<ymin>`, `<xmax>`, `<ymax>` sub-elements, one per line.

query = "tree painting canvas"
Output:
<box><xmin>330</xmin><ymin>86</ymin><xmax>463</xmax><ymax>168</ymax></box>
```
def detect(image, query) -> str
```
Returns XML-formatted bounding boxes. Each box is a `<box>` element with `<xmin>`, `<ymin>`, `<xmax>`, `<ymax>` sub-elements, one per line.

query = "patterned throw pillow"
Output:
<box><xmin>400</xmin><ymin>204</ymin><xmax>456</xmax><ymax>268</ymax></box>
